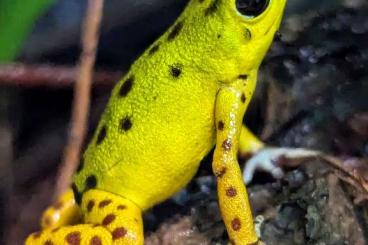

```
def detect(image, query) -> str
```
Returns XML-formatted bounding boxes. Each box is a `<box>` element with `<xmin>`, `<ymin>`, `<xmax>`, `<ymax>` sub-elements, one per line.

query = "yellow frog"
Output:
<box><xmin>26</xmin><ymin>0</ymin><xmax>286</xmax><ymax>244</ymax></box>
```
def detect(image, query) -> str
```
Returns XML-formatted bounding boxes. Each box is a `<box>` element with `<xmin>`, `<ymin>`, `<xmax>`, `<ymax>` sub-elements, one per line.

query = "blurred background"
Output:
<box><xmin>0</xmin><ymin>0</ymin><xmax>367</xmax><ymax>244</ymax></box>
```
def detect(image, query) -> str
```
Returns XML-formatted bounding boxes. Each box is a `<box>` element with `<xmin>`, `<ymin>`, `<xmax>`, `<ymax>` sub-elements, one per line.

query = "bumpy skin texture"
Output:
<box><xmin>26</xmin><ymin>0</ymin><xmax>286</xmax><ymax>244</ymax></box>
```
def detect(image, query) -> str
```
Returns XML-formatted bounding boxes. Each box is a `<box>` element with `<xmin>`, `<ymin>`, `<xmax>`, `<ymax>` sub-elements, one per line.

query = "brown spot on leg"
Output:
<box><xmin>102</xmin><ymin>214</ymin><xmax>116</xmax><ymax>226</ymax></box>
<box><xmin>226</xmin><ymin>186</ymin><xmax>237</xmax><ymax>197</ymax></box>
<box><xmin>65</xmin><ymin>231</ymin><xmax>81</xmax><ymax>245</ymax></box>
<box><xmin>51</xmin><ymin>228</ymin><xmax>60</xmax><ymax>233</ymax></box>
<box><xmin>117</xmin><ymin>205</ymin><xmax>126</xmax><ymax>210</ymax></box>
<box><xmin>87</xmin><ymin>200</ymin><xmax>95</xmax><ymax>212</ymax></box>
<box><xmin>33</xmin><ymin>232</ymin><xmax>42</xmax><ymax>239</ymax></box>
<box><xmin>53</xmin><ymin>201</ymin><xmax>63</xmax><ymax>209</ymax></box>
<box><xmin>217</xmin><ymin>121</ymin><xmax>224</xmax><ymax>131</ymax></box>
<box><xmin>215</xmin><ymin>167</ymin><xmax>227</xmax><ymax>178</ymax></box>
<box><xmin>222</xmin><ymin>139</ymin><xmax>232</xmax><ymax>151</ymax></box>
<box><xmin>90</xmin><ymin>236</ymin><xmax>102</xmax><ymax>245</ymax></box>
<box><xmin>43</xmin><ymin>216</ymin><xmax>52</xmax><ymax>227</ymax></box>
<box><xmin>99</xmin><ymin>199</ymin><xmax>112</xmax><ymax>208</ymax></box>
<box><xmin>44</xmin><ymin>240</ymin><xmax>54</xmax><ymax>245</ymax></box>
<box><xmin>112</xmin><ymin>227</ymin><xmax>127</xmax><ymax>240</ymax></box>
<box><xmin>231</xmin><ymin>218</ymin><xmax>242</xmax><ymax>231</ymax></box>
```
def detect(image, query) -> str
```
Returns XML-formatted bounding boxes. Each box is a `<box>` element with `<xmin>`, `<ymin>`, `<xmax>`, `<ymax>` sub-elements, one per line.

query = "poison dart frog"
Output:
<box><xmin>26</xmin><ymin>0</ymin><xmax>286</xmax><ymax>244</ymax></box>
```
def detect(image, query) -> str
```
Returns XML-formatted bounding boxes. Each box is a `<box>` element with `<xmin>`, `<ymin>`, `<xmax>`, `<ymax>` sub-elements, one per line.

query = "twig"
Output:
<box><xmin>0</xmin><ymin>63</ymin><xmax>121</xmax><ymax>87</ymax></box>
<box><xmin>55</xmin><ymin>0</ymin><xmax>104</xmax><ymax>197</ymax></box>
<box><xmin>320</xmin><ymin>155</ymin><xmax>368</xmax><ymax>198</ymax></box>
<box><xmin>278</xmin><ymin>151</ymin><xmax>368</xmax><ymax>199</ymax></box>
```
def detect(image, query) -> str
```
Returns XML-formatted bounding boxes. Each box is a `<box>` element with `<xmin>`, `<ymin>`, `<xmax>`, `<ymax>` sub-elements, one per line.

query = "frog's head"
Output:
<box><xmin>234</xmin><ymin>0</ymin><xmax>286</xmax><ymax>69</ymax></box>
<box><xmin>161</xmin><ymin>0</ymin><xmax>286</xmax><ymax>83</ymax></box>
<box><xmin>226</xmin><ymin>0</ymin><xmax>287</xmax><ymax>71</ymax></box>
<box><xmin>185</xmin><ymin>0</ymin><xmax>287</xmax><ymax>80</ymax></box>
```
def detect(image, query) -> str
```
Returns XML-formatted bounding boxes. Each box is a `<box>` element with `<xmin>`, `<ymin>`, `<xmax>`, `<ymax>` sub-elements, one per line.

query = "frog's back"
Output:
<box><xmin>73</xmin><ymin>1</ymin><xmax>228</xmax><ymax>210</ymax></box>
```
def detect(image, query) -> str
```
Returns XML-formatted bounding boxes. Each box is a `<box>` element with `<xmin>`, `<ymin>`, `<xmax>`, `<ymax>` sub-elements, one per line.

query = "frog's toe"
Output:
<box><xmin>41</xmin><ymin>189</ymin><xmax>82</xmax><ymax>230</ymax></box>
<box><xmin>242</xmin><ymin>147</ymin><xmax>320</xmax><ymax>184</ymax></box>
<box><xmin>243</xmin><ymin>147</ymin><xmax>285</xmax><ymax>184</ymax></box>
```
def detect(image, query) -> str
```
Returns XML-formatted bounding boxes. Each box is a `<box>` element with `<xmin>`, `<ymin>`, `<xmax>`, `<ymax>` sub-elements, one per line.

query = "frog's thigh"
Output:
<box><xmin>213</xmin><ymin>87</ymin><xmax>258</xmax><ymax>244</ymax></box>
<box><xmin>26</xmin><ymin>190</ymin><xmax>144</xmax><ymax>245</ymax></box>
<box><xmin>82</xmin><ymin>190</ymin><xmax>144</xmax><ymax>245</ymax></box>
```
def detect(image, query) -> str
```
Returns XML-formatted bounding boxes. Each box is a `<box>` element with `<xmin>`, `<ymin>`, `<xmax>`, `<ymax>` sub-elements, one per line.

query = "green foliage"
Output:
<box><xmin>0</xmin><ymin>0</ymin><xmax>53</xmax><ymax>62</ymax></box>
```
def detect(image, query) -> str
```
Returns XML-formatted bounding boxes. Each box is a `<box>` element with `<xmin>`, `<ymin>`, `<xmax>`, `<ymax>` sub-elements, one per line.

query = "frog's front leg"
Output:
<box><xmin>26</xmin><ymin>189</ymin><xmax>143</xmax><ymax>245</ymax></box>
<box><xmin>213</xmin><ymin>84</ymin><xmax>258</xmax><ymax>245</ymax></box>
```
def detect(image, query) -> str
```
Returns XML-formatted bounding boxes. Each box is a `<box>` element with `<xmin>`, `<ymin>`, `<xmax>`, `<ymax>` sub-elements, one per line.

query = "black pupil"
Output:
<box><xmin>236</xmin><ymin>0</ymin><xmax>270</xmax><ymax>17</ymax></box>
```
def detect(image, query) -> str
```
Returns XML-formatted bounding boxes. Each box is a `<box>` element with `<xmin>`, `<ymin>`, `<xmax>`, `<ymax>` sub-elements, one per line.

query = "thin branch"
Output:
<box><xmin>55</xmin><ymin>0</ymin><xmax>104</xmax><ymax>197</ymax></box>
<box><xmin>278</xmin><ymin>152</ymin><xmax>368</xmax><ymax>199</ymax></box>
<box><xmin>320</xmin><ymin>155</ymin><xmax>368</xmax><ymax>197</ymax></box>
<box><xmin>0</xmin><ymin>63</ymin><xmax>121</xmax><ymax>87</ymax></box>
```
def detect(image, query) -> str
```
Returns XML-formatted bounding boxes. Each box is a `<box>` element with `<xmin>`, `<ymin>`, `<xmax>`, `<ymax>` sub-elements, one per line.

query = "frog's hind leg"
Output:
<box><xmin>82</xmin><ymin>189</ymin><xmax>144</xmax><ymax>244</ymax></box>
<box><xmin>26</xmin><ymin>189</ymin><xmax>143</xmax><ymax>245</ymax></box>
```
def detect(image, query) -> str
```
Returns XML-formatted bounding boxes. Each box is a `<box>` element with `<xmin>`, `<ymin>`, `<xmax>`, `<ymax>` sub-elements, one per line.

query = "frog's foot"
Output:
<box><xmin>243</xmin><ymin>147</ymin><xmax>320</xmax><ymax>184</ymax></box>
<box><xmin>40</xmin><ymin>189</ymin><xmax>82</xmax><ymax>230</ymax></box>
<box><xmin>26</xmin><ymin>189</ymin><xmax>143</xmax><ymax>245</ymax></box>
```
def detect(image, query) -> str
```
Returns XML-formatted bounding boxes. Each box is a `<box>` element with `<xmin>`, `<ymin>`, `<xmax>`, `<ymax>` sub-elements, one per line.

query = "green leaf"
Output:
<box><xmin>0</xmin><ymin>0</ymin><xmax>54</xmax><ymax>62</ymax></box>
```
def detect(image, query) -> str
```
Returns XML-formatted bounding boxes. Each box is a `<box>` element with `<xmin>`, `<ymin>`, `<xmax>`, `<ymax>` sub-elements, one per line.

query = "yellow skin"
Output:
<box><xmin>26</xmin><ymin>0</ymin><xmax>286</xmax><ymax>244</ymax></box>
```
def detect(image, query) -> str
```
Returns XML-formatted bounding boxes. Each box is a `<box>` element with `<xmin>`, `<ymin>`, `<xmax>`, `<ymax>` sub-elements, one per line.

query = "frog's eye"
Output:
<box><xmin>236</xmin><ymin>0</ymin><xmax>270</xmax><ymax>18</ymax></box>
